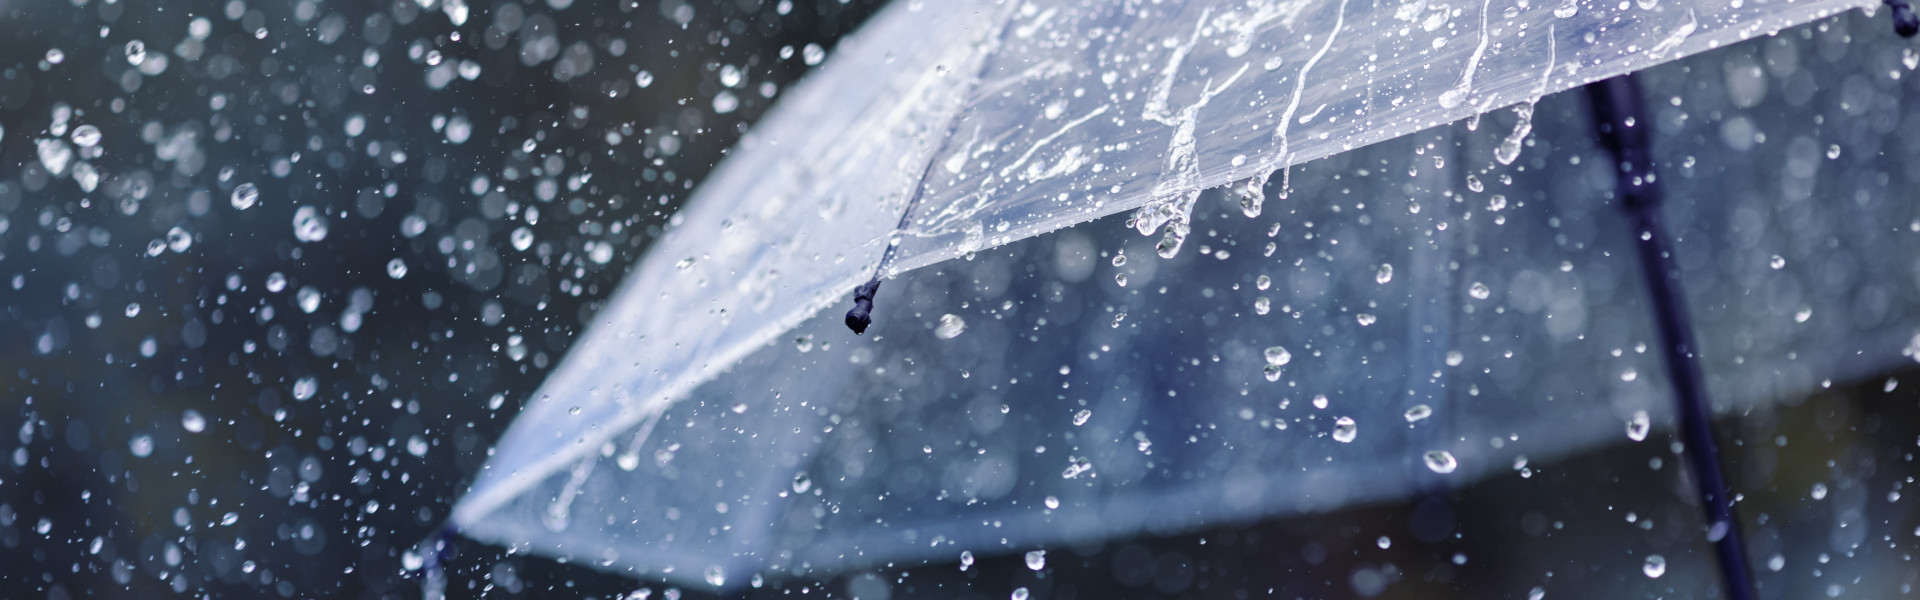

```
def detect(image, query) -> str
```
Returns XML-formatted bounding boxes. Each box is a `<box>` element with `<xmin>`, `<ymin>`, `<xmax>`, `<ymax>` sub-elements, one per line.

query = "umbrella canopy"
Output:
<box><xmin>449</xmin><ymin>0</ymin><xmax>1919</xmax><ymax>590</ymax></box>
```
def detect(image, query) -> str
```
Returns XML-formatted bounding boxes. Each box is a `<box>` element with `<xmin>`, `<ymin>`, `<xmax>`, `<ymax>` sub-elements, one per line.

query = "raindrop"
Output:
<box><xmin>635</xmin><ymin>70</ymin><xmax>654</xmax><ymax>87</ymax></box>
<box><xmin>1465</xmin><ymin>174</ymin><xmax>1484</xmax><ymax>193</ymax></box>
<box><xmin>1254</xmin><ymin>297</ymin><xmax>1270</xmax><ymax>315</ymax></box>
<box><xmin>730</xmin><ymin>402</ymin><xmax>747</xmax><ymax>414</ymax></box>
<box><xmin>794</xmin><ymin>335</ymin><xmax>814</xmax><ymax>352</ymax></box>
<box><xmin>1404</xmin><ymin>405</ymin><xmax>1432</xmax><ymax>423</ymax></box>
<box><xmin>126</xmin><ymin>303</ymin><xmax>141</xmax><ymax>317</ymax></box>
<box><xmin>292</xmin><ymin>206</ymin><xmax>330</xmax><ymax>242</ymax></box>
<box><xmin>1071</xmin><ymin>410</ymin><xmax>1091</xmax><ymax>426</ymax></box>
<box><xmin>1264</xmin><ymin>346</ymin><xmax>1292</xmax><ymax>365</ymax></box>
<box><xmin>1626</xmin><ymin>410</ymin><xmax>1650</xmax><ymax>441</ymax></box>
<box><xmin>1423</xmin><ymin>450</ymin><xmax>1457</xmax><ymax>474</ymax></box>
<box><xmin>1468</xmin><ymin>282</ymin><xmax>1491</xmax><ymax>300</ymax></box>
<box><xmin>1024</xmin><ymin>550</ymin><xmax>1046</xmax><ymax>570</ymax></box>
<box><xmin>1495</xmin><ymin>103</ymin><xmax>1535</xmax><ymax>165</ymax></box>
<box><xmin>712</xmin><ymin>91</ymin><xmax>739</xmax><ymax>114</ymax></box>
<box><xmin>1769</xmin><ymin>255</ymin><xmax>1785</xmax><ymax>270</ymax></box>
<box><xmin>1445</xmin><ymin>351</ymin><xmax>1464</xmax><ymax>366</ymax></box>
<box><xmin>1826</xmin><ymin>144</ymin><xmax>1841</xmax><ymax>159</ymax></box>
<box><xmin>166</xmin><ymin>227</ymin><xmax>193</xmax><ymax>253</ymax></box>
<box><xmin>1011</xmin><ymin>588</ymin><xmax>1030</xmax><ymax>600</ymax></box>
<box><xmin>221</xmin><ymin>512</ymin><xmax>239</xmax><ymax>526</ymax></box>
<box><xmin>1377</xmin><ymin>536</ymin><xmax>1391</xmax><ymax>549</ymax></box>
<box><xmin>703</xmin><ymin>566</ymin><xmax>725</xmax><ymax>587</ymax></box>
<box><xmin>70</xmin><ymin>125</ymin><xmax>101</xmax><ymax>147</ymax></box>
<box><xmin>1487</xmin><ymin>194</ymin><xmax>1507</xmax><ymax>211</ymax></box>
<box><xmin>1355</xmin><ymin>313</ymin><xmax>1376</xmax><ymax>326</ymax></box>
<box><xmin>1794</xmin><ymin>307</ymin><xmax>1813</xmax><ymax>323</ymax></box>
<box><xmin>791</xmin><ymin>472</ymin><xmax>812</xmax><ymax>493</ymax></box>
<box><xmin>1529</xmin><ymin>587</ymin><xmax>1546</xmax><ymax>600</ymax></box>
<box><xmin>1553</xmin><ymin>0</ymin><xmax>1578</xmax><ymax>17</ymax></box>
<box><xmin>125</xmin><ymin>40</ymin><xmax>147</xmax><ymax>65</ymax></box>
<box><xmin>292</xmin><ymin>376</ymin><xmax>318</xmax><ymax>401</ymax></box>
<box><xmin>1376</xmin><ymin>264</ymin><xmax>1394</xmax><ymax>284</ymax></box>
<box><xmin>1642</xmin><ymin>555</ymin><xmax>1666</xmax><ymax>578</ymax></box>
<box><xmin>1332</xmin><ymin>417</ymin><xmax>1357</xmax><ymax>443</ymax></box>
<box><xmin>1114</xmin><ymin>273</ymin><xmax>1128</xmax><ymax>287</ymax></box>
<box><xmin>1061</xmin><ymin>457</ymin><xmax>1092</xmax><ymax>478</ymax></box>
<box><xmin>44</xmin><ymin>48</ymin><xmax>65</xmax><ymax>64</ymax></box>
<box><xmin>801</xmin><ymin>43</ymin><xmax>825</xmax><ymax>65</ymax></box>
<box><xmin>1767</xmin><ymin>554</ymin><xmax>1785</xmax><ymax>571</ymax></box>
<box><xmin>129</xmin><ymin>434</ymin><xmax>154</xmax><ymax>458</ymax></box>
<box><xmin>959</xmin><ymin>551</ymin><xmax>975</xmax><ymax>571</ymax></box>
<box><xmin>296</xmin><ymin>286</ymin><xmax>322</xmax><ymax>313</ymax></box>
<box><xmin>1255</xmin><ymin>275</ymin><xmax>1271</xmax><ymax>290</ymax></box>
<box><xmin>181</xmin><ymin>410</ymin><xmax>206</xmax><ymax>433</ymax></box>
<box><xmin>386</xmin><ymin>258</ymin><xmax>408</xmax><ymax>279</ymax></box>
<box><xmin>231</xmin><ymin>183</ymin><xmax>259</xmax><ymax>210</ymax></box>
<box><xmin>1111</xmin><ymin>252</ymin><xmax>1127</xmax><ymax>267</ymax></box>
<box><xmin>1312</xmin><ymin>395</ymin><xmax>1329</xmax><ymax>409</ymax></box>
<box><xmin>1044</xmin><ymin>496</ymin><xmax>1060</xmax><ymax>509</ymax></box>
<box><xmin>1811</xmin><ymin>482</ymin><xmax>1828</xmax><ymax>500</ymax></box>
<box><xmin>935</xmin><ymin>314</ymin><xmax>967</xmax><ymax>339</ymax></box>
<box><xmin>511</xmin><ymin>227</ymin><xmax>535</xmax><ymax>251</ymax></box>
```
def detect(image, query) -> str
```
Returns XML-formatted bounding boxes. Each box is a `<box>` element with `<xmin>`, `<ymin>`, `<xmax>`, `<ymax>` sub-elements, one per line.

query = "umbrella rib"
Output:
<box><xmin>1585</xmin><ymin>74</ymin><xmax>1757</xmax><ymax>600</ymax></box>
<box><xmin>844</xmin><ymin>5</ymin><xmax>1024</xmax><ymax>335</ymax></box>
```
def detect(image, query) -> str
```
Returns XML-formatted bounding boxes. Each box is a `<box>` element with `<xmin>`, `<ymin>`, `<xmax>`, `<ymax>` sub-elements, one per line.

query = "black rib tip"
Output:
<box><xmin>845</xmin><ymin>278</ymin><xmax>882</xmax><ymax>335</ymax></box>
<box><xmin>1891</xmin><ymin>0</ymin><xmax>1920</xmax><ymax>36</ymax></box>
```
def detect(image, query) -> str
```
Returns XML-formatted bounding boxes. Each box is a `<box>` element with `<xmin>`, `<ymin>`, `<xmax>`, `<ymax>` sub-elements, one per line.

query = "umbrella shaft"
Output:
<box><xmin>1585</xmin><ymin>75</ymin><xmax>1757</xmax><ymax>600</ymax></box>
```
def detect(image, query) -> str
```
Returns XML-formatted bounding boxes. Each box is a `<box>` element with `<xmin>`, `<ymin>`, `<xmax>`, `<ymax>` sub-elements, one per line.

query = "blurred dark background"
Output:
<box><xmin>2</xmin><ymin>0</ymin><xmax>1918</xmax><ymax>599</ymax></box>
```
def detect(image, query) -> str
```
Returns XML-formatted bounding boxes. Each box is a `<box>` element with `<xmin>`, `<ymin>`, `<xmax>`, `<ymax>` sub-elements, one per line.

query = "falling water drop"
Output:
<box><xmin>791</xmin><ymin>472</ymin><xmax>812</xmax><ymax>493</ymax></box>
<box><xmin>703</xmin><ymin>565</ymin><xmax>725</xmax><ymax>587</ymax></box>
<box><xmin>935</xmin><ymin>314</ymin><xmax>967</xmax><ymax>339</ymax></box>
<box><xmin>1424</xmin><ymin>450</ymin><xmax>1458</xmax><ymax>474</ymax></box>
<box><xmin>1071</xmin><ymin>410</ymin><xmax>1091</xmax><ymax>426</ymax></box>
<box><xmin>1469</xmin><ymin>282</ymin><xmax>1492</xmax><ymax>300</ymax></box>
<box><xmin>125</xmin><ymin>40</ymin><xmax>147</xmax><ymax>65</ymax></box>
<box><xmin>1404</xmin><ymin>405</ymin><xmax>1433</xmax><ymax>423</ymax></box>
<box><xmin>1011</xmin><ymin>588</ymin><xmax>1030</xmax><ymax>600</ymax></box>
<box><xmin>230</xmin><ymin>183</ymin><xmax>259</xmax><ymax>210</ymax></box>
<box><xmin>1024</xmin><ymin>550</ymin><xmax>1046</xmax><ymax>570</ymax></box>
<box><xmin>1642</xmin><ymin>555</ymin><xmax>1666</xmax><ymax>578</ymax></box>
<box><xmin>1626</xmin><ymin>410</ymin><xmax>1651</xmax><ymax>441</ymax></box>
<box><xmin>1376</xmin><ymin>264</ymin><xmax>1394</xmax><ymax>284</ymax></box>
<box><xmin>960</xmin><ymin>551</ymin><xmax>975</xmax><ymax>571</ymax></box>
<box><xmin>181</xmin><ymin>410</ymin><xmax>206</xmax><ymax>433</ymax></box>
<box><xmin>1332</xmin><ymin>417</ymin><xmax>1357</xmax><ymax>443</ymax></box>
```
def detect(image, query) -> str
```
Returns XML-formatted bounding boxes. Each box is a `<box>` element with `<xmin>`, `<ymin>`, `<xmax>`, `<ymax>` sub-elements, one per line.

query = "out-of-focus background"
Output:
<box><xmin>3</xmin><ymin>0</ymin><xmax>1919</xmax><ymax>599</ymax></box>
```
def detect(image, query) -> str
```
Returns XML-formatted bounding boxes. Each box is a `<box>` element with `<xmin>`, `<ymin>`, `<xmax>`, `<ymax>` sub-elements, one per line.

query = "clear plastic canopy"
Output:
<box><xmin>450</xmin><ymin>0</ymin><xmax>1911</xmax><ymax>589</ymax></box>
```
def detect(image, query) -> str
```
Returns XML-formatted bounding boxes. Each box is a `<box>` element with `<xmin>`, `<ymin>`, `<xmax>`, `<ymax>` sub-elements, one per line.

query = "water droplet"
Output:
<box><xmin>1424</xmin><ymin>450</ymin><xmax>1457</xmax><ymax>474</ymax></box>
<box><xmin>221</xmin><ymin>512</ymin><xmax>239</xmax><ymax>526</ymax></box>
<box><xmin>935</xmin><ymin>314</ymin><xmax>967</xmax><ymax>339</ymax></box>
<box><xmin>1111</xmin><ymin>253</ymin><xmax>1127</xmax><ymax>267</ymax></box>
<box><xmin>1061</xmin><ymin>456</ymin><xmax>1092</xmax><ymax>478</ymax></box>
<box><xmin>712</xmin><ymin>91</ymin><xmax>739</xmax><ymax>114</ymax></box>
<box><xmin>129</xmin><ymin>433</ymin><xmax>154</xmax><ymax>458</ymax></box>
<box><xmin>386</xmin><ymin>258</ymin><xmax>408</xmax><ymax>279</ymax></box>
<box><xmin>1487</xmin><ymin>194</ymin><xmax>1507</xmax><ymax>212</ymax></box>
<box><xmin>70</xmin><ymin>124</ymin><xmax>101</xmax><ymax>147</ymax></box>
<box><xmin>181</xmin><ymin>410</ymin><xmax>206</xmax><ymax>433</ymax></box>
<box><xmin>791</xmin><ymin>472</ymin><xmax>812</xmax><ymax>493</ymax></box>
<box><xmin>230</xmin><ymin>183</ymin><xmax>259</xmax><ymax>210</ymax></box>
<box><xmin>511</xmin><ymin>227</ymin><xmax>535</xmax><ymax>251</ymax></box>
<box><xmin>1377</xmin><ymin>536</ymin><xmax>1392</xmax><ymax>549</ymax></box>
<box><xmin>1356</xmin><ymin>313</ymin><xmax>1376</xmax><ymax>326</ymax></box>
<box><xmin>1465</xmin><ymin>174</ymin><xmax>1484</xmax><ymax>193</ymax></box>
<box><xmin>794</xmin><ymin>335</ymin><xmax>813</xmax><ymax>352</ymax></box>
<box><xmin>1312</xmin><ymin>394</ymin><xmax>1329</xmax><ymax>409</ymax></box>
<box><xmin>802</xmin><ymin>43</ymin><xmax>826</xmax><ymax>65</ymax></box>
<box><xmin>1376</xmin><ymin>264</ymin><xmax>1394</xmax><ymax>284</ymax></box>
<box><xmin>166</xmin><ymin>227</ymin><xmax>193</xmax><ymax>253</ymax></box>
<box><xmin>1071</xmin><ymin>409</ymin><xmax>1091</xmax><ymax>426</ymax></box>
<box><xmin>1445</xmin><ymin>351</ymin><xmax>1464</xmax><ymax>367</ymax></box>
<box><xmin>1468</xmin><ymin>282</ymin><xmax>1492</xmax><ymax>300</ymax></box>
<box><xmin>1642</xmin><ymin>555</ymin><xmax>1666</xmax><ymax>578</ymax></box>
<box><xmin>1811</xmin><ymin>482</ymin><xmax>1828</xmax><ymax>500</ymax></box>
<box><xmin>1264</xmin><ymin>346</ymin><xmax>1292</xmax><ymax>366</ymax></box>
<box><xmin>1495</xmin><ymin>103</ymin><xmax>1535</xmax><ymax>165</ymax></box>
<box><xmin>1553</xmin><ymin>0</ymin><xmax>1578</xmax><ymax>17</ymax></box>
<box><xmin>1767</xmin><ymin>554</ymin><xmax>1785</xmax><ymax>571</ymax></box>
<box><xmin>1404</xmin><ymin>405</ymin><xmax>1432</xmax><ymax>423</ymax></box>
<box><xmin>617</xmin><ymin>453</ymin><xmax>641</xmax><ymax>471</ymax></box>
<box><xmin>292</xmin><ymin>206</ymin><xmax>329</xmax><ymax>242</ymax></box>
<box><xmin>1623</xmin><ymin>410</ymin><xmax>1652</xmax><ymax>441</ymax></box>
<box><xmin>1011</xmin><ymin>588</ymin><xmax>1030</xmax><ymax>600</ymax></box>
<box><xmin>1254</xmin><ymin>297</ymin><xmax>1270</xmax><ymax>315</ymax></box>
<box><xmin>1044</xmin><ymin>496</ymin><xmax>1060</xmax><ymax>509</ymax></box>
<box><xmin>1332</xmin><ymin>417</ymin><xmax>1357</xmax><ymax>443</ymax></box>
<box><xmin>44</xmin><ymin>48</ymin><xmax>65</xmax><ymax>65</ymax></box>
<box><xmin>1114</xmin><ymin>272</ymin><xmax>1128</xmax><ymax>287</ymax></box>
<box><xmin>1769</xmin><ymin>255</ymin><xmax>1785</xmax><ymax>270</ymax></box>
<box><xmin>296</xmin><ymin>286</ymin><xmax>322</xmax><ymax>313</ymax></box>
<box><xmin>1794</xmin><ymin>306</ymin><xmax>1813</xmax><ymax>323</ymax></box>
<box><xmin>125</xmin><ymin>303</ymin><xmax>141</xmax><ymax>318</ymax></box>
<box><xmin>292</xmin><ymin>376</ymin><xmax>318</xmax><ymax>401</ymax></box>
<box><xmin>635</xmin><ymin>70</ymin><xmax>654</xmax><ymax>87</ymax></box>
<box><xmin>1529</xmin><ymin>587</ymin><xmax>1546</xmax><ymax>600</ymax></box>
<box><xmin>1255</xmin><ymin>275</ymin><xmax>1271</xmax><ymax>290</ymax></box>
<box><xmin>959</xmin><ymin>551</ymin><xmax>975</xmax><ymax>571</ymax></box>
<box><xmin>1826</xmin><ymin>144</ymin><xmax>1841</xmax><ymax>159</ymax></box>
<box><xmin>1024</xmin><ymin>550</ymin><xmax>1046</xmax><ymax>570</ymax></box>
<box><xmin>704</xmin><ymin>565</ymin><xmax>725</xmax><ymax>587</ymax></box>
<box><xmin>125</xmin><ymin>40</ymin><xmax>147</xmax><ymax>65</ymax></box>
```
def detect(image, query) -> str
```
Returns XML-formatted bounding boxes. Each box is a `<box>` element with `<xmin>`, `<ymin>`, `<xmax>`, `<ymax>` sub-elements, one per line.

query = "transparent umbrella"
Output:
<box><xmin>444</xmin><ymin>0</ymin><xmax>1920</xmax><ymax>596</ymax></box>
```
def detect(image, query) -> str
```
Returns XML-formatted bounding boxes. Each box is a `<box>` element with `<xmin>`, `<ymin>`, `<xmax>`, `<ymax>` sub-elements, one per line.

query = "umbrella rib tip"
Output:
<box><xmin>845</xmin><ymin>277</ymin><xmax>883</xmax><ymax>335</ymax></box>
<box><xmin>1889</xmin><ymin>0</ymin><xmax>1920</xmax><ymax>36</ymax></box>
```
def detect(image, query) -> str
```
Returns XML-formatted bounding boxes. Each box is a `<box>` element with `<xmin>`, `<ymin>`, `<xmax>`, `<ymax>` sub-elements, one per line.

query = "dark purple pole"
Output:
<box><xmin>1584</xmin><ymin>75</ymin><xmax>1756</xmax><ymax>600</ymax></box>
